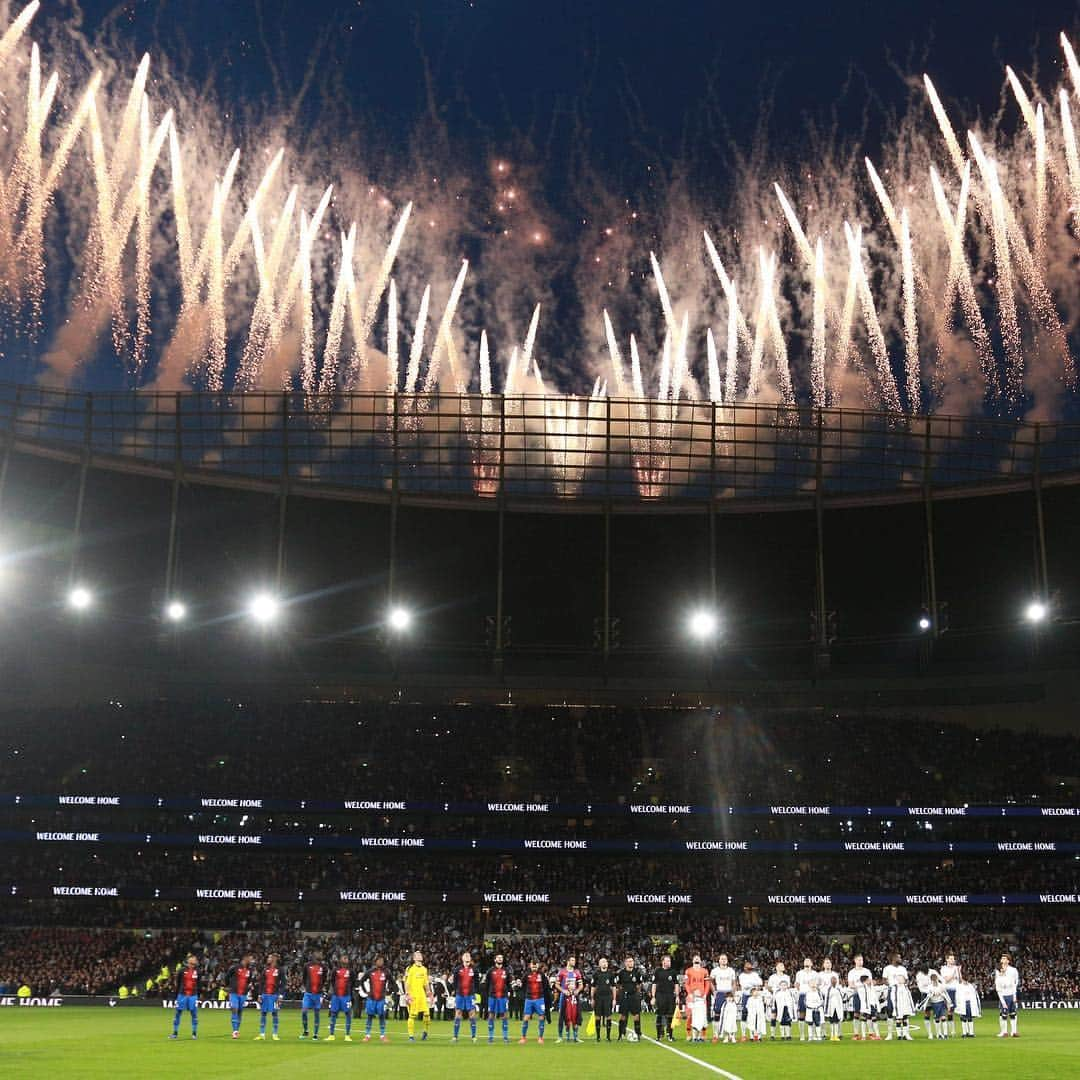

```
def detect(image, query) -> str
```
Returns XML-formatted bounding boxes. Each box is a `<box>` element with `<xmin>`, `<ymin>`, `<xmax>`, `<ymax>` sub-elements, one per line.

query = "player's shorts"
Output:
<box><xmin>798</xmin><ymin>992</ymin><xmax>807</xmax><ymax>1015</ymax></box>
<box><xmin>740</xmin><ymin>992</ymin><xmax>751</xmax><ymax>1019</ymax></box>
<box><xmin>302</xmin><ymin>992</ymin><xmax>322</xmax><ymax>1010</ymax></box>
<box><xmin>524</xmin><ymin>998</ymin><xmax>545</xmax><ymax>1018</ymax></box>
<box><xmin>454</xmin><ymin>994</ymin><xmax>476</xmax><ymax>1013</ymax></box>
<box><xmin>260</xmin><ymin>993</ymin><xmax>279</xmax><ymax>1013</ymax></box>
<box><xmin>488</xmin><ymin>996</ymin><xmax>508</xmax><ymax>1016</ymax></box>
<box><xmin>778</xmin><ymin>1006</ymin><xmax>794</xmax><ymax>1026</ymax></box>
<box><xmin>175</xmin><ymin>994</ymin><xmax>197</xmax><ymax>1012</ymax></box>
<box><xmin>407</xmin><ymin>1002</ymin><xmax>428</xmax><ymax>1018</ymax></box>
<box><xmin>593</xmin><ymin>994</ymin><xmax>612</xmax><ymax>1018</ymax></box>
<box><xmin>931</xmin><ymin>999</ymin><xmax>947</xmax><ymax>1019</ymax></box>
<box><xmin>618</xmin><ymin>993</ymin><xmax>641</xmax><ymax>1016</ymax></box>
<box><xmin>945</xmin><ymin>988</ymin><xmax>957</xmax><ymax>1009</ymax></box>
<box><xmin>808</xmin><ymin>1007</ymin><xmax>822</xmax><ymax>1026</ymax></box>
<box><xmin>999</xmin><ymin>994</ymin><xmax>1016</xmax><ymax>1018</ymax></box>
<box><xmin>228</xmin><ymin>993</ymin><xmax>246</xmax><ymax>1011</ymax></box>
<box><xmin>330</xmin><ymin>994</ymin><xmax>351</xmax><ymax>1013</ymax></box>
<box><xmin>365</xmin><ymin>998</ymin><xmax>386</xmax><ymax>1018</ymax></box>
<box><xmin>960</xmin><ymin>1001</ymin><xmax>975</xmax><ymax>1020</ymax></box>
<box><xmin>712</xmin><ymin>993</ymin><xmax>726</xmax><ymax>1018</ymax></box>
<box><xmin>653</xmin><ymin>995</ymin><xmax>674</xmax><ymax>1017</ymax></box>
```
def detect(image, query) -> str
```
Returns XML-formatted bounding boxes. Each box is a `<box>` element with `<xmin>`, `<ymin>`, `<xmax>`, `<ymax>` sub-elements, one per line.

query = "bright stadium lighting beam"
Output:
<box><xmin>1024</xmin><ymin>599</ymin><xmax>1048</xmax><ymax>623</ymax></box>
<box><xmin>67</xmin><ymin>585</ymin><xmax>92</xmax><ymax>612</ymax></box>
<box><xmin>917</xmin><ymin>613</ymin><xmax>932</xmax><ymax>632</ymax></box>
<box><xmin>687</xmin><ymin>607</ymin><xmax>719</xmax><ymax>641</ymax></box>
<box><xmin>387</xmin><ymin>606</ymin><xmax>412</xmax><ymax>632</ymax></box>
<box><xmin>165</xmin><ymin>599</ymin><xmax>187</xmax><ymax>623</ymax></box>
<box><xmin>248</xmin><ymin>592</ymin><xmax>279</xmax><ymax>625</ymax></box>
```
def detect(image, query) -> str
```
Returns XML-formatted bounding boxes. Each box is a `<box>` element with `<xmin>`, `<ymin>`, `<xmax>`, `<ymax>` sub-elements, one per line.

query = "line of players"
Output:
<box><xmin>166</xmin><ymin>945</ymin><xmax>1023</xmax><ymax>1046</ymax></box>
<box><xmin>665</xmin><ymin>950</ymin><xmax>1020</xmax><ymax>1044</ymax></box>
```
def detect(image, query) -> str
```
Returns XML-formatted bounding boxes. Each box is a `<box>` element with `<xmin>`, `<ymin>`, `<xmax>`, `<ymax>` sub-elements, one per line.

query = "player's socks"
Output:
<box><xmin>634</xmin><ymin>1019</ymin><xmax>642</xmax><ymax>1040</ymax></box>
<box><xmin>172</xmin><ymin>1009</ymin><xmax>181</xmax><ymax>1036</ymax></box>
<box><xmin>453</xmin><ymin>1017</ymin><xmax>461</xmax><ymax>1039</ymax></box>
<box><xmin>521</xmin><ymin>1021</ymin><xmax>529</xmax><ymax>1040</ymax></box>
<box><xmin>470</xmin><ymin>1018</ymin><xmax>477</xmax><ymax>1039</ymax></box>
<box><xmin>301</xmin><ymin>1010</ymin><xmax>308</xmax><ymax>1036</ymax></box>
<box><xmin>538</xmin><ymin>1019</ymin><xmax>546</xmax><ymax>1039</ymax></box>
<box><xmin>798</xmin><ymin>1019</ymin><xmax>806</xmax><ymax>1040</ymax></box>
<box><xmin>191</xmin><ymin>1018</ymin><xmax>198</xmax><ymax>1037</ymax></box>
<box><xmin>407</xmin><ymin>1016</ymin><xmax>415</xmax><ymax>1038</ymax></box>
<box><xmin>1010</xmin><ymin>1018</ymin><xmax>1018</xmax><ymax>1035</ymax></box>
<box><xmin>618</xmin><ymin>1018</ymin><xmax>626</xmax><ymax>1040</ymax></box>
<box><xmin>502</xmin><ymin>1018</ymin><xmax>509</xmax><ymax>1040</ymax></box>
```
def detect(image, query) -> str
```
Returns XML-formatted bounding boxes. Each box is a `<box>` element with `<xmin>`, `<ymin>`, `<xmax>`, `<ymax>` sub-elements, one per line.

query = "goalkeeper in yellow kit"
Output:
<box><xmin>404</xmin><ymin>949</ymin><xmax>434</xmax><ymax>1041</ymax></box>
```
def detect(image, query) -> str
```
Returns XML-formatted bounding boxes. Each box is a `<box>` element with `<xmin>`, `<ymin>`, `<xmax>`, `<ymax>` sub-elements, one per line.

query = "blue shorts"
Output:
<box><xmin>740</xmin><ymin>992</ymin><xmax>751</xmax><ymax>1018</ymax></box>
<box><xmin>945</xmin><ymin>988</ymin><xmax>957</xmax><ymax>1008</ymax></box>
<box><xmin>778</xmin><ymin>1006</ymin><xmax>794</xmax><ymax>1026</ymax></box>
<box><xmin>797</xmin><ymin>992</ymin><xmax>806</xmax><ymax>1015</ymax></box>
<box><xmin>455</xmin><ymin>994</ymin><xmax>476</xmax><ymax>1013</ymax></box>
<box><xmin>175</xmin><ymin>994</ymin><xmax>197</xmax><ymax>1013</ymax></box>
<box><xmin>228</xmin><ymin>993</ymin><xmax>246</xmax><ymax>1011</ymax></box>
<box><xmin>330</xmin><ymin>994</ymin><xmax>351</xmax><ymax>1013</ymax></box>
<box><xmin>488</xmin><ymin>996</ymin><xmax>508</xmax><ymax>1016</ymax></box>
<box><xmin>807</xmin><ymin>1007</ymin><xmax>822</xmax><ymax>1025</ymax></box>
<box><xmin>1000</xmin><ymin>994</ymin><xmax>1016</xmax><ymax>1018</ymax></box>
<box><xmin>365</xmin><ymin>998</ymin><xmax>386</xmax><ymax>1018</ymax></box>
<box><xmin>260</xmin><ymin>993</ymin><xmax>279</xmax><ymax>1013</ymax></box>
<box><xmin>524</xmin><ymin>998</ymin><xmax>545</xmax><ymax>1017</ymax></box>
<box><xmin>931</xmin><ymin>1000</ymin><xmax>947</xmax><ymax>1019</ymax></box>
<box><xmin>302</xmin><ymin>992</ymin><xmax>322</xmax><ymax>1010</ymax></box>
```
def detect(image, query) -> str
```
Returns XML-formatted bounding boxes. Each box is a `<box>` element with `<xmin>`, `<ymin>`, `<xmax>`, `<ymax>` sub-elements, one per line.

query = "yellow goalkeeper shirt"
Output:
<box><xmin>404</xmin><ymin>964</ymin><xmax>430</xmax><ymax>1004</ymax></box>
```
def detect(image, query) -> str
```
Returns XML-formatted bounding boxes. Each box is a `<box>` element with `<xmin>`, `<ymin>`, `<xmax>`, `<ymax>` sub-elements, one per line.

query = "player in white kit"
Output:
<box><xmin>846</xmin><ymin>954</ymin><xmax>871</xmax><ymax>1039</ymax></box>
<box><xmin>940</xmin><ymin>952</ymin><xmax>961</xmax><ymax>1037</ymax></box>
<box><xmin>737</xmin><ymin>961</ymin><xmax>762</xmax><ymax>1042</ymax></box>
<box><xmin>709</xmin><ymin>955</ymin><xmax>736</xmax><ymax>1043</ymax></box>
<box><xmin>794</xmin><ymin>957</ymin><xmax>818</xmax><ymax>1041</ymax></box>
<box><xmin>881</xmin><ymin>952</ymin><xmax>908</xmax><ymax>1040</ymax></box>
<box><xmin>994</xmin><ymin>954</ymin><xmax>1020</xmax><ymax>1038</ymax></box>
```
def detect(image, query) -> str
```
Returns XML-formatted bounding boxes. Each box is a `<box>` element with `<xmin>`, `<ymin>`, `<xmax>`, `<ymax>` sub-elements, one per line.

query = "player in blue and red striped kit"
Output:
<box><xmin>360</xmin><ymin>955</ymin><xmax>393</xmax><ymax>1042</ymax></box>
<box><xmin>299</xmin><ymin>950</ymin><xmax>328</xmax><ymax>1041</ymax></box>
<box><xmin>254</xmin><ymin>953</ymin><xmax>284</xmax><ymax>1040</ymax></box>
<box><xmin>450</xmin><ymin>950</ymin><xmax>480</xmax><ymax>1042</ymax></box>
<box><xmin>169</xmin><ymin>954</ymin><xmax>201</xmax><ymax>1040</ymax></box>
<box><xmin>325</xmin><ymin>954</ymin><xmax>355</xmax><ymax>1042</ymax></box>
<box><xmin>225</xmin><ymin>953</ymin><xmax>257</xmax><ymax>1039</ymax></box>
<box><xmin>484</xmin><ymin>953</ymin><xmax>511</xmax><ymax>1043</ymax></box>
<box><xmin>518</xmin><ymin>960</ymin><xmax>552</xmax><ymax>1044</ymax></box>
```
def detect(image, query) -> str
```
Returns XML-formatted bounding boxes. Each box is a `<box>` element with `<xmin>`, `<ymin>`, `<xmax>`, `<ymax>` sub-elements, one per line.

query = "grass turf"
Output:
<box><xmin>1</xmin><ymin>1007</ymin><xmax>1076</xmax><ymax>1078</ymax></box>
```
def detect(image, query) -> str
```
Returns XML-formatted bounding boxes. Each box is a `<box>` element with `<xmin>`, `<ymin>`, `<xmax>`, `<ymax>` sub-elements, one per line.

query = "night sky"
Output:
<box><xmin>76</xmin><ymin>0</ymin><xmax>1080</xmax><ymax>186</ymax></box>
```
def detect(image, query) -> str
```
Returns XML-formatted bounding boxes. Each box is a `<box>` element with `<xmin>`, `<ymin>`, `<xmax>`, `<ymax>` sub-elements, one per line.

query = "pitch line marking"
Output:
<box><xmin>642</xmin><ymin>1035</ymin><xmax>746</xmax><ymax>1079</ymax></box>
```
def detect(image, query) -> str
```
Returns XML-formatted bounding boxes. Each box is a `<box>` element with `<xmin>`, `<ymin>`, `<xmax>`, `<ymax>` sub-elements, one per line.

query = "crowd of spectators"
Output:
<box><xmin>2</xmin><ymin>703</ymin><xmax>1077</xmax><ymax>806</ymax></box>
<box><xmin>3</xmin><ymin>848</ymin><xmax>1075</xmax><ymax>896</ymax></box>
<box><xmin>3</xmin><ymin>913</ymin><xmax>1076</xmax><ymax>1001</ymax></box>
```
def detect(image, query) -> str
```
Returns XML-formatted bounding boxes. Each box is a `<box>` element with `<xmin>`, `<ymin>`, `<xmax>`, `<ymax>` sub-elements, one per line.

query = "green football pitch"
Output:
<box><xmin>2</xmin><ymin>1008</ymin><xmax>1077</xmax><ymax>1078</ymax></box>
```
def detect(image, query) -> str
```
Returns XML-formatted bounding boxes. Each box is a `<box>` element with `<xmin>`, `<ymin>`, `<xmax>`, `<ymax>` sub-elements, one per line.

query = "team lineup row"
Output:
<box><xmin>166</xmin><ymin>946</ymin><xmax>1024</xmax><ymax>1045</ymax></box>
